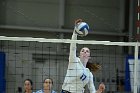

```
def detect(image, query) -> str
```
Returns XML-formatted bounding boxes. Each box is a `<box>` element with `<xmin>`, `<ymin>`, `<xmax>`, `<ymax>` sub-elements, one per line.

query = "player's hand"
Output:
<box><xmin>75</xmin><ymin>19</ymin><xmax>82</xmax><ymax>25</ymax></box>
<box><xmin>74</xmin><ymin>19</ymin><xmax>83</xmax><ymax>34</ymax></box>
<box><xmin>98</xmin><ymin>83</ymin><xmax>105</xmax><ymax>93</ymax></box>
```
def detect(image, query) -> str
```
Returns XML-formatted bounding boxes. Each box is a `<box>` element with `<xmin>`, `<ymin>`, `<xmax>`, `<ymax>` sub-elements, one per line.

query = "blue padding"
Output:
<box><xmin>0</xmin><ymin>52</ymin><xmax>6</xmax><ymax>93</ymax></box>
<box><xmin>125</xmin><ymin>55</ymin><xmax>131</xmax><ymax>91</ymax></box>
<box><xmin>125</xmin><ymin>55</ymin><xmax>140</xmax><ymax>92</ymax></box>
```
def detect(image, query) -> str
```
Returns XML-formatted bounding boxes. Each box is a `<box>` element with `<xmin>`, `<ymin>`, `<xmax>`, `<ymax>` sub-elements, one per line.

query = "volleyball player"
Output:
<box><xmin>61</xmin><ymin>19</ymin><xmax>105</xmax><ymax>93</ymax></box>
<box><xmin>36</xmin><ymin>78</ymin><xmax>57</xmax><ymax>93</ymax></box>
<box><xmin>24</xmin><ymin>79</ymin><xmax>35</xmax><ymax>93</ymax></box>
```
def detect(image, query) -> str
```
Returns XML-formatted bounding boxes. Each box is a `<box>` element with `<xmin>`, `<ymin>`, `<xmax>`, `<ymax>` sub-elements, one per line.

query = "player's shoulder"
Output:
<box><xmin>77</xmin><ymin>57</ymin><xmax>82</xmax><ymax>62</ymax></box>
<box><xmin>89</xmin><ymin>71</ymin><xmax>93</xmax><ymax>77</ymax></box>
<box><xmin>52</xmin><ymin>90</ymin><xmax>57</xmax><ymax>93</ymax></box>
<box><xmin>35</xmin><ymin>89</ymin><xmax>43</xmax><ymax>93</ymax></box>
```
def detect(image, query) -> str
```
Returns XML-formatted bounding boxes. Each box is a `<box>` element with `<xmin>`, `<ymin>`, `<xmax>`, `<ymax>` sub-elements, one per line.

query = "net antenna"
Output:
<box><xmin>134</xmin><ymin>0</ymin><xmax>140</xmax><ymax>93</ymax></box>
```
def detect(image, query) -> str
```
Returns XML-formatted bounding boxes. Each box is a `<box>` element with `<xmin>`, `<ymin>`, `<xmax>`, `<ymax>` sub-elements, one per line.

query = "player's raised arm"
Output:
<box><xmin>69</xmin><ymin>19</ymin><xmax>82</xmax><ymax>62</ymax></box>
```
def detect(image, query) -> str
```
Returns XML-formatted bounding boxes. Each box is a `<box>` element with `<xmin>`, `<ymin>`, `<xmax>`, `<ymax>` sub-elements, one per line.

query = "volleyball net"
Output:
<box><xmin>0</xmin><ymin>36</ymin><xmax>140</xmax><ymax>93</ymax></box>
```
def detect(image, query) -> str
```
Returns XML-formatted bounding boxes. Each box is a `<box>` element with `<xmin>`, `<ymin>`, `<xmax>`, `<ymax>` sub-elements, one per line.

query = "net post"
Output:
<box><xmin>134</xmin><ymin>43</ymin><xmax>139</xmax><ymax>93</ymax></box>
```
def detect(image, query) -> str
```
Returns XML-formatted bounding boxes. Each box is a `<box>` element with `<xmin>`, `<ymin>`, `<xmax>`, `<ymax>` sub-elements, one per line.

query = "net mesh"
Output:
<box><xmin>0</xmin><ymin>36</ymin><xmax>139</xmax><ymax>93</ymax></box>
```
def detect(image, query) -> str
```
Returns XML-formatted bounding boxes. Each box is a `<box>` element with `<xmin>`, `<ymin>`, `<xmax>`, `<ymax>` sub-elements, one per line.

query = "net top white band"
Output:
<box><xmin>0</xmin><ymin>36</ymin><xmax>139</xmax><ymax>46</ymax></box>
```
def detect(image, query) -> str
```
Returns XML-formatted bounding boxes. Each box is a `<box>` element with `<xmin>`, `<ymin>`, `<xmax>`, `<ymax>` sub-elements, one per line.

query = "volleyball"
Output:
<box><xmin>75</xmin><ymin>22</ymin><xmax>89</xmax><ymax>36</ymax></box>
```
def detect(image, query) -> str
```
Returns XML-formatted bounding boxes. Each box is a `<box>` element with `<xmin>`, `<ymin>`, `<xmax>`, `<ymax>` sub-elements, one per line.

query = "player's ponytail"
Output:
<box><xmin>86</xmin><ymin>62</ymin><xmax>101</xmax><ymax>73</ymax></box>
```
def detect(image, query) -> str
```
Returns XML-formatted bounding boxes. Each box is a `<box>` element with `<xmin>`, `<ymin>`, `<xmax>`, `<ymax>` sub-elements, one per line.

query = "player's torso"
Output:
<box><xmin>63</xmin><ymin>58</ymin><xmax>91</xmax><ymax>92</ymax></box>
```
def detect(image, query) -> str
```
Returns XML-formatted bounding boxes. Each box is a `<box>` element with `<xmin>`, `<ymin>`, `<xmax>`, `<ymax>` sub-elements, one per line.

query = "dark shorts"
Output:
<box><xmin>61</xmin><ymin>90</ymin><xmax>71</xmax><ymax>93</ymax></box>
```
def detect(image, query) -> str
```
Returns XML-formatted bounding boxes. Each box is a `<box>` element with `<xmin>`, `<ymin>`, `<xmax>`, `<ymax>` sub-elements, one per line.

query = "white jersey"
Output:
<box><xmin>62</xmin><ymin>32</ymin><xmax>96</xmax><ymax>93</ymax></box>
<box><xmin>36</xmin><ymin>89</ymin><xmax>57</xmax><ymax>93</ymax></box>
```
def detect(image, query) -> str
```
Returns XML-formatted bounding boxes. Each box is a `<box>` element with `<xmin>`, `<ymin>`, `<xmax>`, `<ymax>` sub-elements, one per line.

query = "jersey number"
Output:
<box><xmin>80</xmin><ymin>73</ymin><xmax>87</xmax><ymax>81</ymax></box>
